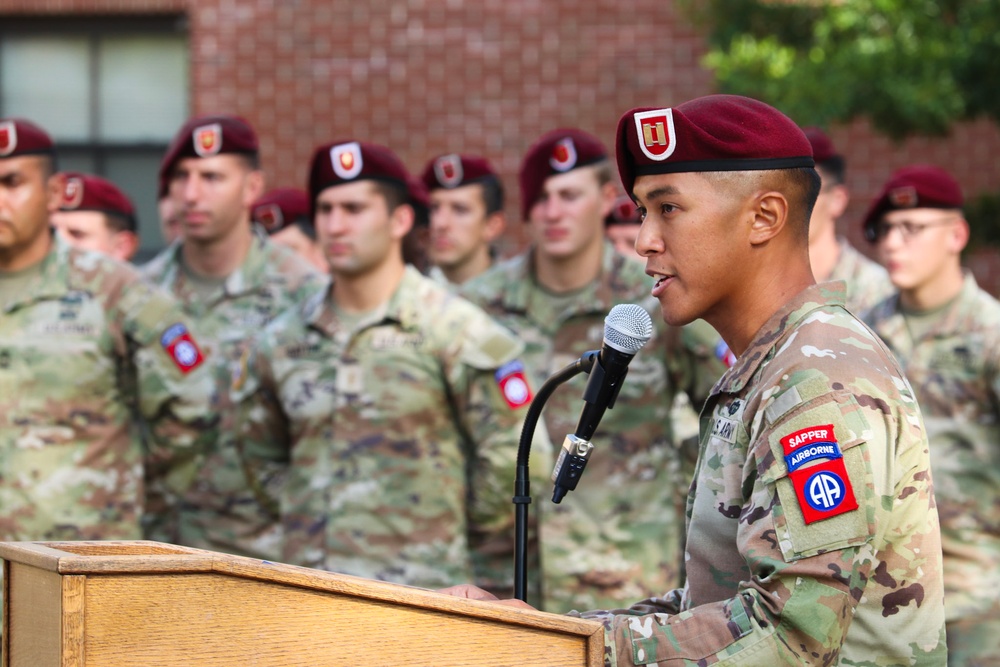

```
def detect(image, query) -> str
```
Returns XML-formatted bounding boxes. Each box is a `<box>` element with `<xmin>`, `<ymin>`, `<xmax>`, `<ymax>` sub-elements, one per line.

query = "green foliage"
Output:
<box><xmin>681</xmin><ymin>0</ymin><xmax>1000</xmax><ymax>140</ymax></box>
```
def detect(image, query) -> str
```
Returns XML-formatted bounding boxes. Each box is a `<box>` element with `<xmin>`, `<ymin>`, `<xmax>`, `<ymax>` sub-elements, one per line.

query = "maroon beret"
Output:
<box><xmin>252</xmin><ymin>188</ymin><xmax>311</xmax><ymax>234</ymax></box>
<box><xmin>159</xmin><ymin>114</ymin><xmax>259</xmax><ymax>189</ymax></box>
<box><xmin>59</xmin><ymin>172</ymin><xmax>136</xmax><ymax>225</ymax></box>
<box><xmin>605</xmin><ymin>195</ymin><xmax>641</xmax><ymax>226</ymax></box>
<box><xmin>802</xmin><ymin>127</ymin><xmax>840</xmax><ymax>165</ymax></box>
<box><xmin>308</xmin><ymin>140</ymin><xmax>411</xmax><ymax>205</ymax></box>
<box><xmin>0</xmin><ymin>117</ymin><xmax>55</xmax><ymax>158</ymax></box>
<box><xmin>519</xmin><ymin>128</ymin><xmax>607</xmax><ymax>220</ymax></box>
<box><xmin>862</xmin><ymin>164</ymin><xmax>963</xmax><ymax>233</ymax></box>
<box><xmin>421</xmin><ymin>154</ymin><xmax>498</xmax><ymax>191</ymax></box>
<box><xmin>616</xmin><ymin>95</ymin><xmax>814</xmax><ymax>196</ymax></box>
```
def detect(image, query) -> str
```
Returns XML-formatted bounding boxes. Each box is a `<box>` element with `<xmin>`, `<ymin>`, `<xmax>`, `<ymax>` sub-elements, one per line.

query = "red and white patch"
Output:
<box><xmin>62</xmin><ymin>176</ymin><xmax>85</xmax><ymax>209</ymax></box>
<box><xmin>331</xmin><ymin>142</ymin><xmax>364</xmax><ymax>180</ymax></box>
<box><xmin>634</xmin><ymin>108</ymin><xmax>677</xmax><ymax>161</ymax></box>
<box><xmin>781</xmin><ymin>424</ymin><xmax>857</xmax><ymax>524</ymax></box>
<box><xmin>434</xmin><ymin>154</ymin><xmax>464</xmax><ymax>188</ymax></box>
<box><xmin>193</xmin><ymin>123</ymin><xmax>222</xmax><ymax>157</ymax></box>
<box><xmin>549</xmin><ymin>138</ymin><xmax>578</xmax><ymax>172</ymax></box>
<box><xmin>889</xmin><ymin>185</ymin><xmax>918</xmax><ymax>208</ymax></box>
<box><xmin>495</xmin><ymin>361</ymin><xmax>533</xmax><ymax>409</ymax></box>
<box><xmin>160</xmin><ymin>323</ymin><xmax>205</xmax><ymax>374</ymax></box>
<box><xmin>0</xmin><ymin>121</ymin><xmax>16</xmax><ymax>156</ymax></box>
<box><xmin>255</xmin><ymin>203</ymin><xmax>284</xmax><ymax>232</ymax></box>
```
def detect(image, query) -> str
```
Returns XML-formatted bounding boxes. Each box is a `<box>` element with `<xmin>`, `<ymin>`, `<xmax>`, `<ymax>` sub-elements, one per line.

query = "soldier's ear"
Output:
<box><xmin>747</xmin><ymin>190</ymin><xmax>789</xmax><ymax>247</ymax></box>
<box><xmin>46</xmin><ymin>171</ymin><xmax>66</xmax><ymax>214</ymax></box>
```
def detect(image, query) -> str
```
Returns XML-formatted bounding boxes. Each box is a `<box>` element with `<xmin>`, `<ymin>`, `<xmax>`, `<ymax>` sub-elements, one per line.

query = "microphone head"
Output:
<box><xmin>604</xmin><ymin>304</ymin><xmax>654</xmax><ymax>354</ymax></box>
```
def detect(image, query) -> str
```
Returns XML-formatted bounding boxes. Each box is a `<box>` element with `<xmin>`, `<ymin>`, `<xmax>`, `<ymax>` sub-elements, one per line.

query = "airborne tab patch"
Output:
<box><xmin>161</xmin><ymin>323</ymin><xmax>205</xmax><ymax>374</ymax></box>
<box><xmin>495</xmin><ymin>360</ymin><xmax>533</xmax><ymax>409</ymax></box>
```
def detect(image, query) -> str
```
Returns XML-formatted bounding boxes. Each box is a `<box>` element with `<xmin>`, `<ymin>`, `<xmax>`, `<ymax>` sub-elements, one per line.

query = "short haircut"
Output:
<box><xmin>591</xmin><ymin>158</ymin><xmax>615</xmax><ymax>187</ymax></box>
<box><xmin>370</xmin><ymin>179</ymin><xmax>411</xmax><ymax>213</ymax></box>
<box><xmin>104</xmin><ymin>211</ymin><xmax>138</xmax><ymax>234</ymax></box>
<box><xmin>704</xmin><ymin>167</ymin><xmax>821</xmax><ymax>240</ymax></box>
<box><xmin>816</xmin><ymin>157</ymin><xmax>846</xmax><ymax>186</ymax></box>
<box><xmin>478</xmin><ymin>176</ymin><xmax>505</xmax><ymax>216</ymax></box>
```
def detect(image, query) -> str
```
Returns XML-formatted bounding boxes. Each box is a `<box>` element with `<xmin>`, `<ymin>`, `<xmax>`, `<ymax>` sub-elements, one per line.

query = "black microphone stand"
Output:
<box><xmin>513</xmin><ymin>350</ymin><xmax>598</xmax><ymax>603</ymax></box>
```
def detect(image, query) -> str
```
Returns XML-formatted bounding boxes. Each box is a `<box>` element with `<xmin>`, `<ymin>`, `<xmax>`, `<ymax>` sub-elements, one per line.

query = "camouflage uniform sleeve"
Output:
<box><xmin>113</xmin><ymin>278</ymin><xmax>219</xmax><ymax>540</ymax></box>
<box><xmin>444</xmin><ymin>305</ymin><xmax>552</xmax><ymax>599</ymax></box>
<box><xmin>579</xmin><ymin>386</ymin><xmax>928</xmax><ymax>665</ymax></box>
<box><xmin>230</xmin><ymin>327</ymin><xmax>292</xmax><ymax>521</ymax></box>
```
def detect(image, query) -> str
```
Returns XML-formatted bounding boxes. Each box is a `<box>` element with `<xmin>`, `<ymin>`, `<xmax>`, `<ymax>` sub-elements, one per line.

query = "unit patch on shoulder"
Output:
<box><xmin>495</xmin><ymin>360</ymin><xmax>533</xmax><ymax>409</ymax></box>
<box><xmin>780</xmin><ymin>424</ymin><xmax>857</xmax><ymax>524</ymax></box>
<box><xmin>161</xmin><ymin>323</ymin><xmax>205</xmax><ymax>374</ymax></box>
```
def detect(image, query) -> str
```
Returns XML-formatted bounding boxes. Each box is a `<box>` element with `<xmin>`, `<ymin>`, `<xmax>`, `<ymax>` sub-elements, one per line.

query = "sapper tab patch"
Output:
<box><xmin>781</xmin><ymin>424</ymin><xmax>858</xmax><ymax>524</ymax></box>
<box><xmin>495</xmin><ymin>360</ymin><xmax>533</xmax><ymax>409</ymax></box>
<box><xmin>161</xmin><ymin>323</ymin><xmax>205</xmax><ymax>374</ymax></box>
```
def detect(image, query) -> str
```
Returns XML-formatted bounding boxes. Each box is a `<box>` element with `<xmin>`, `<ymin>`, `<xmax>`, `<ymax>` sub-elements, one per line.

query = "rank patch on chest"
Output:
<box><xmin>495</xmin><ymin>360</ymin><xmax>533</xmax><ymax>409</ymax></box>
<box><xmin>161</xmin><ymin>323</ymin><xmax>205</xmax><ymax>374</ymax></box>
<box><xmin>781</xmin><ymin>424</ymin><xmax>857</xmax><ymax>524</ymax></box>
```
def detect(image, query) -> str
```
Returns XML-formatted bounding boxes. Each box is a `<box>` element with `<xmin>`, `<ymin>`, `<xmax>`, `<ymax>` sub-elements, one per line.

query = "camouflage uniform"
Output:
<box><xmin>461</xmin><ymin>242</ymin><xmax>727</xmax><ymax>613</ymax></box>
<box><xmin>827</xmin><ymin>236</ymin><xmax>893</xmax><ymax>316</ymax></box>
<box><xmin>141</xmin><ymin>231</ymin><xmax>325</xmax><ymax>559</ymax></box>
<box><xmin>235</xmin><ymin>266</ymin><xmax>548</xmax><ymax>593</ymax></box>
<box><xmin>866</xmin><ymin>272</ymin><xmax>1000</xmax><ymax>666</ymax></box>
<box><xmin>577</xmin><ymin>282</ymin><xmax>946</xmax><ymax>666</ymax></box>
<box><xmin>0</xmin><ymin>235</ymin><xmax>216</xmax><ymax>543</ymax></box>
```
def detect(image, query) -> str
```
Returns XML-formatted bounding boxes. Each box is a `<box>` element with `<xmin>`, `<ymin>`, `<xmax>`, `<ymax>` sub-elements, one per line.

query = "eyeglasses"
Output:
<box><xmin>864</xmin><ymin>216</ymin><xmax>957</xmax><ymax>243</ymax></box>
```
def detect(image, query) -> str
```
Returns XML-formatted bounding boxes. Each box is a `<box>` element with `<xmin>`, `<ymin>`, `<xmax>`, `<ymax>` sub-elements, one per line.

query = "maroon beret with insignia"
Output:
<box><xmin>59</xmin><ymin>172</ymin><xmax>136</xmax><ymax>228</ymax></box>
<box><xmin>519</xmin><ymin>128</ymin><xmax>607</xmax><ymax>221</ymax></box>
<box><xmin>802</xmin><ymin>127</ymin><xmax>840</xmax><ymax>165</ymax></box>
<box><xmin>421</xmin><ymin>154</ymin><xmax>498</xmax><ymax>192</ymax></box>
<box><xmin>252</xmin><ymin>188</ymin><xmax>311</xmax><ymax>234</ymax></box>
<box><xmin>159</xmin><ymin>114</ymin><xmax>259</xmax><ymax>191</ymax></box>
<box><xmin>862</xmin><ymin>164</ymin><xmax>963</xmax><ymax>234</ymax></box>
<box><xmin>615</xmin><ymin>95</ymin><xmax>814</xmax><ymax>196</ymax></box>
<box><xmin>308</xmin><ymin>140</ymin><xmax>411</xmax><ymax>205</ymax></box>
<box><xmin>605</xmin><ymin>195</ymin><xmax>641</xmax><ymax>226</ymax></box>
<box><xmin>0</xmin><ymin>117</ymin><xmax>55</xmax><ymax>158</ymax></box>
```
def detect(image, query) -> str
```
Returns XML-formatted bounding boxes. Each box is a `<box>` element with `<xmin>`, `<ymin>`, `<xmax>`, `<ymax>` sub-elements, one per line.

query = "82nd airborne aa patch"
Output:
<box><xmin>495</xmin><ymin>360</ymin><xmax>533</xmax><ymax>409</ymax></box>
<box><xmin>161</xmin><ymin>323</ymin><xmax>206</xmax><ymax>374</ymax></box>
<box><xmin>780</xmin><ymin>424</ymin><xmax>858</xmax><ymax>524</ymax></box>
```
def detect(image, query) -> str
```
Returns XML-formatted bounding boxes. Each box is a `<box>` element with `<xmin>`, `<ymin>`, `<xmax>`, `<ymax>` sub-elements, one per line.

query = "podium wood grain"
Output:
<box><xmin>0</xmin><ymin>541</ymin><xmax>604</xmax><ymax>667</ymax></box>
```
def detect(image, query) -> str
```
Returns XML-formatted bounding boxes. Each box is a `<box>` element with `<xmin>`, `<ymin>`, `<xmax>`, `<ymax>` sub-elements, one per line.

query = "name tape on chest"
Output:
<box><xmin>780</xmin><ymin>424</ymin><xmax>858</xmax><ymax>524</ymax></box>
<box><xmin>495</xmin><ymin>360</ymin><xmax>533</xmax><ymax>409</ymax></box>
<box><xmin>160</xmin><ymin>323</ymin><xmax>205</xmax><ymax>374</ymax></box>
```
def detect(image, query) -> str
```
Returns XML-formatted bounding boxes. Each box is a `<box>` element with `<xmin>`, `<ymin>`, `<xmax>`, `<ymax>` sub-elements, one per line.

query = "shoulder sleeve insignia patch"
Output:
<box><xmin>161</xmin><ymin>322</ymin><xmax>206</xmax><ymax>374</ymax></box>
<box><xmin>495</xmin><ymin>360</ymin><xmax>533</xmax><ymax>409</ymax></box>
<box><xmin>781</xmin><ymin>424</ymin><xmax>858</xmax><ymax>524</ymax></box>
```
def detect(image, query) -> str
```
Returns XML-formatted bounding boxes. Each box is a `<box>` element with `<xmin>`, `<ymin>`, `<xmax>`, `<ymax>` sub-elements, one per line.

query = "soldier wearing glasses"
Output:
<box><xmin>863</xmin><ymin>165</ymin><xmax>1000</xmax><ymax>666</ymax></box>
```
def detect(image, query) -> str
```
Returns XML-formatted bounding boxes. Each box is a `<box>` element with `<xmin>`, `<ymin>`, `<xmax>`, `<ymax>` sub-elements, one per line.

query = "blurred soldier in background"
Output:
<box><xmin>251</xmin><ymin>186</ymin><xmax>329</xmax><ymax>274</ymax></box>
<box><xmin>864</xmin><ymin>164</ymin><xmax>1000</xmax><ymax>666</ymax></box>
<box><xmin>51</xmin><ymin>171</ymin><xmax>139</xmax><ymax>262</ymax></box>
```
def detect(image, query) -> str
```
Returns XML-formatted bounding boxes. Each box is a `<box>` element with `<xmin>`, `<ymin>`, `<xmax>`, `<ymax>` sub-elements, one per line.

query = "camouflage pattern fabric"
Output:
<box><xmin>827</xmin><ymin>236</ymin><xmax>894</xmax><ymax>317</ymax></box>
<box><xmin>0</xmin><ymin>235</ymin><xmax>216</xmax><ymax>543</ymax></box>
<box><xmin>576</xmin><ymin>281</ymin><xmax>946</xmax><ymax>666</ymax></box>
<box><xmin>866</xmin><ymin>272</ymin><xmax>1000</xmax><ymax>666</ymax></box>
<box><xmin>234</xmin><ymin>266</ymin><xmax>549</xmax><ymax>595</ymax></box>
<box><xmin>461</xmin><ymin>242</ymin><xmax>728</xmax><ymax>613</ymax></box>
<box><xmin>141</xmin><ymin>230</ymin><xmax>325</xmax><ymax>559</ymax></box>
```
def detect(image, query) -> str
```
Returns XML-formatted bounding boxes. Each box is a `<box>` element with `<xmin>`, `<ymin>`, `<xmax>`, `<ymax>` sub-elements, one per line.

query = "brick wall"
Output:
<box><xmin>3</xmin><ymin>0</ymin><xmax>999</xmax><ymax>293</ymax></box>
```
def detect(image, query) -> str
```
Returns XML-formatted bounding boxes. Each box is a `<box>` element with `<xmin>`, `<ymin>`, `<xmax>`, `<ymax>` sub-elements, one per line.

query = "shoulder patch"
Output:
<box><xmin>495</xmin><ymin>360</ymin><xmax>533</xmax><ymax>409</ymax></box>
<box><xmin>161</xmin><ymin>323</ymin><xmax>205</xmax><ymax>374</ymax></box>
<box><xmin>782</xmin><ymin>424</ymin><xmax>857</xmax><ymax>524</ymax></box>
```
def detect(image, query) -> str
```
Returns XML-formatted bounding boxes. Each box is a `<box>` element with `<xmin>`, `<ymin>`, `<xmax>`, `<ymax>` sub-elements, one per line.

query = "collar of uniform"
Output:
<box><xmin>306</xmin><ymin>265</ymin><xmax>424</xmax><ymax>337</ymax></box>
<box><xmin>154</xmin><ymin>232</ymin><xmax>271</xmax><ymax>299</ymax></box>
<box><xmin>504</xmin><ymin>241</ymin><xmax>644</xmax><ymax>317</ymax></box>
<box><xmin>714</xmin><ymin>281</ymin><xmax>849</xmax><ymax>395</ymax></box>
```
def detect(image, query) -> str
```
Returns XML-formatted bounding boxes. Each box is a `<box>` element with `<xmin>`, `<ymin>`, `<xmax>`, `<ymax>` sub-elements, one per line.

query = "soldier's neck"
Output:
<box><xmin>533</xmin><ymin>238</ymin><xmax>603</xmax><ymax>294</ymax></box>
<box><xmin>808</xmin><ymin>223</ymin><xmax>841</xmax><ymax>283</ymax></box>
<box><xmin>898</xmin><ymin>262</ymin><xmax>964</xmax><ymax>312</ymax></box>
<box><xmin>0</xmin><ymin>226</ymin><xmax>52</xmax><ymax>273</ymax></box>
<box><xmin>181</xmin><ymin>222</ymin><xmax>254</xmax><ymax>279</ymax></box>
<box><xmin>333</xmin><ymin>256</ymin><xmax>406</xmax><ymax>314</ymax></box>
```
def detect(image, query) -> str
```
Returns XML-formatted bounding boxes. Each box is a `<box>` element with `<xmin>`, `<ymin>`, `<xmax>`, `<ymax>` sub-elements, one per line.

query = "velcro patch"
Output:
<box><xmin>161</xmin><ymin>323</ymin><xmax>205</xmax><ymax>374</ymax></box>
<box><xmin>495</xmin><ymin>360</ymin><xmax>533</xmax><ymax>409</ymax></box>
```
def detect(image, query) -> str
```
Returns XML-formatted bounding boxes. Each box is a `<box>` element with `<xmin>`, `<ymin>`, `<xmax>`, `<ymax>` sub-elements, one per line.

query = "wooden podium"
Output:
<box><xmin>0</xmin><ymin>541</ymin><xmax>604</xmax><ymax>667</ymax></box>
